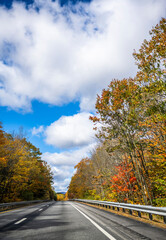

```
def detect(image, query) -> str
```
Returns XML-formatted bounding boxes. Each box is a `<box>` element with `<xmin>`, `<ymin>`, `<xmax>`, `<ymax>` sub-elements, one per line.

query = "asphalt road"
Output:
<box><xmin>0</xmin><ymin>201</ymin><xmax>165</xmax><ymax>240</ymax></box>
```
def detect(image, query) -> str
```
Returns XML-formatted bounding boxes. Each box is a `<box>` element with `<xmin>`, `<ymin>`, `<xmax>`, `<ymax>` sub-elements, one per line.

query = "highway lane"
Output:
<box><xmin>0</xmin><ymin>201</ymin><xmax>165</xmax><ymax>240</ymax></box>
<box><xmin>0</xmin><ymin>201</ymin><xmax>54</xmax><ymax>229</ymax></box>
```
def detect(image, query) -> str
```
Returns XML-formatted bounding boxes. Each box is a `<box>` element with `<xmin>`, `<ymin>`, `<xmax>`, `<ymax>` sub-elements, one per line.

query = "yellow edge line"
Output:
<box><xmin>0</xmin><ymin>203</ymin><xmax>38</xmax><ymax>214</ymax></box>
<box><xmin>0</xmin><ymin>209</ymin><xmax>17</xmax><ymax>214</ymax></box>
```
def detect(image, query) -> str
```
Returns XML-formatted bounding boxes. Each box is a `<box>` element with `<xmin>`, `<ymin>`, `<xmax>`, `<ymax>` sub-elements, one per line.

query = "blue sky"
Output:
<box><xmin>1</xmin><ymin>100</ymin><xmax>80</xmax><ymax>153</ymax></box>
<box><xmin>0</xmin><ymin>0</ymin><xmax>165</xmax><ymax>192</ymax></box>
<box><xmin>0</xmin><ymin>0</ymin><xmax>92</xmax><ymax>8</ymax></box>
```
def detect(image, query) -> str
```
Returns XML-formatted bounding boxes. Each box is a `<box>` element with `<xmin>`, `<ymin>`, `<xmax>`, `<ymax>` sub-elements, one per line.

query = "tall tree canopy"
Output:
<box><xmin>0</xmin><ymin>123</ymin><xmax>54</xmax><ymax>202</ymax></box>
<box><xmin>68</xmin><ymin>18</ymin><xmax>166</xmax><ymax>206</ymax></box>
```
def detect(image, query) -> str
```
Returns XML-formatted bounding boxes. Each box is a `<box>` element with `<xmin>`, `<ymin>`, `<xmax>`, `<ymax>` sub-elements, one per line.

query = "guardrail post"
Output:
<box><xmin>149</xmin><ymin>213</ymin><xmax>153</xmax><ymax>221</ymax></box>
<box><xmin>112</xmin><ymin>206</ymin><xmax>115</xmax><ymax>210</ymax></box>
<box><xmin>163</xmin><ymin>216</ymin><xmax>166</xmax><ymax>224</ymax></box>
<box><xmin>117</xmin><ymin>207</ymin><xmax>119</xmax><ymax>211</ymax></box>
<box><xmin>138</xmin><ymin>211</ymin><xmax>141</xmax><ymax>218</ymax></box>
<box><xmin>123</xmin><ymin>208</ymin><xmax>125</xmax><ymax>213</ymax></box>
<box><xmin>129</xmin><ymin>209</ymin><xmax>132</xmax><ymax>215</ymax></box>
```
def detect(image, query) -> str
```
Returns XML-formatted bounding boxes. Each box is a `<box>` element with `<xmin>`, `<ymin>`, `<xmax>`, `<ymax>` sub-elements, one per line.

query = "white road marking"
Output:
<box><xmin>39</xmin><ymin>208</ymin><xmax>43</xmax><ymax>211</ymax></box>
<box><xmin>71</xmin><ymin>203</ymin><xmax>117</xmax><ymax>240</ymax></box>
<box><xmin>15</xmin><ymin>218</ymin><xmax>27</xmax><ymax>225</ymax></box>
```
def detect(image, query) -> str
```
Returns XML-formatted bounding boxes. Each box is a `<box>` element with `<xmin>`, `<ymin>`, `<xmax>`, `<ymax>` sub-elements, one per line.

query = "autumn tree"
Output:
<box><xmin>90</xmin><ymin>18</ymin><xmax>166</xmax><ymax>205</ymax></box>
<box><xmin>133</xmin><ymin>18</ymin><xmax>166</xmax><ymax>205</ymax></box>
<box><xmin>0</xmin><ymin>125</ymin><xmax>54</xmax><ymax>203</ymax></box>
<box><xmin>68</xmin><ymin>18</ymin><xmax>166</xmax><ymax>206</ymax></box>
<box><xmin>68</xmin><ymin>158</ymin><xmax>93</xmax><ymax>199</ymax></box>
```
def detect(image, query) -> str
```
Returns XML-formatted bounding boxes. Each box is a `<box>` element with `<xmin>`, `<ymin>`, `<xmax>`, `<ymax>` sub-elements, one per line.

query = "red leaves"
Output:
<box><xmin>129</xmin><ymin>177</ymin><xmax>136</xmax><ymax>183</ymax></box>
<box><xmin>110</xmin><ymin>160</ymin><xmax>137</xmax><ymax>196</ymax></box>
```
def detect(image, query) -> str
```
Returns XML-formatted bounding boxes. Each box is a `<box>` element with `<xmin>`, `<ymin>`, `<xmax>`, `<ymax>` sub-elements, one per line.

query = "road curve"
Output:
<box><xmin>0</xmin><ymin>201</ymin><xmax>165</xmax><ymax>240</ymax></box>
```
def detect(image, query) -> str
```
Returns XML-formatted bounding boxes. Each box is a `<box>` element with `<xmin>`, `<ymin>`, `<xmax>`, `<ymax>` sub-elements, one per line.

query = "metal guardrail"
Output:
<box><xmin>73</xmin><ymin>199</ymin><xmax>166</xmax><ymax>223</ymax></box>
<box><xmin>0</xmin><ymin>199</ymin><xmax>50</xmax><ymax>211</ymax></box>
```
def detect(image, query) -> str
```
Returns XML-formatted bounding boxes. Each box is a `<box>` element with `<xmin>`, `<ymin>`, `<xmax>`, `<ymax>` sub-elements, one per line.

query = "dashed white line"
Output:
<box><xmin>70</xmin><ymin>203</ymin><xmax>117</xmax><ymax>240</ymax></box>
<box><xmin>15</xmin><ymin>218</ymin><xmax>27</xmax><ymax>225</ymax></box>
<box><xmin>39</xmin><ymin>208</ymin><xmax>43</xmax><ymax>211</ymax></box>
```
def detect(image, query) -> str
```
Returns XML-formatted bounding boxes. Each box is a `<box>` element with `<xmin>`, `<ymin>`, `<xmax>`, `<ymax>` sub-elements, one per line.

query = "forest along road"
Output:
<box><xmin>0</xmin><ymin>201</ymin><xmax>165</xmax><ymax>240</ymax></box>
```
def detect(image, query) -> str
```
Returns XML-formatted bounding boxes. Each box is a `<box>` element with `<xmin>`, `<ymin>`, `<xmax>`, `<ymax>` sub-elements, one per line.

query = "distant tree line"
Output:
<box><xmin>0</xmin><ymin>124</ymin><xmax>55</xmax><ymax>203</ymax></box>
<box><xmin>68</xmin><ymin>18</ymin><xmax>166</xmax><ymax>206</ymax></box>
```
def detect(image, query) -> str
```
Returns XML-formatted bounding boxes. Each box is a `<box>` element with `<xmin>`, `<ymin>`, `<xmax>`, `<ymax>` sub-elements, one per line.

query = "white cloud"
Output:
<box><xmin>42</xmin><ymin>142</ymin><xmax>97</xmax><ymax>192</ymax></box>
<box><xmin>53</xmin><ymin>178</ymin><xmax>71</xmax><ymax>192</ymax></box>
<box><xmin>0</xmin><ymin>0</ymin><xmax>165</xmax><ymax>111</ymax></box>
<box><xmin>45</xmin><ymin>112</ymin><xmax>95</xmax><ymax>148</ymax></box>
<box><xmin>34</xmin><ymin>112</ymin><xmax>98</xmax><ymax>192</ymax></box>
<box><xmin>52</xmin><ymin>166</ymin><xmax>72</xmax><ymax>181</ymax></box>
<box><xmin>32</xmin><ymin>125</ymin><xmax>44</xmax><ymax>136</ymax></box>
<box><xmin>42</xmin><ymin>142</ymin><xmax>97</xmax><ymax>166</ymax></box>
